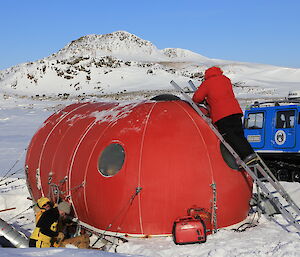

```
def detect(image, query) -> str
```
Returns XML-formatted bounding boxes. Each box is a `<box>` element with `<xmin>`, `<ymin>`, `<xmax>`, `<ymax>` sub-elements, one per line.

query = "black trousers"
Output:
<box><xmin>215</xmin><ymin>114</ymin><xmax>254</xmax><ymax>160</ymax></box>
<box><xmin>29</xmin><ymin>238</ymin><xmax>37</xmax><ymax>247</ymax></box>
<box><xmin>29</xmin><ymin>238</ymin><xmax>49</xmax><ymax>248</ymax></box>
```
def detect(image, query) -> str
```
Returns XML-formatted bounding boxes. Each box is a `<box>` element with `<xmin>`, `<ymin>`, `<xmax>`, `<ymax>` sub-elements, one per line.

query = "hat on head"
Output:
<box><xmin>58</xmin><ymin>201</ymin><xmax>71</xmax><ymax>215</ymax></box>
<box><xmin>204</xmin><ymin>66</ymin><xmax>223</xmax><ymax>80</ymax></box>
<box><xmin>37</xmin><ymin>197</ymin><xmax>50</xmax><ymax>209</ymax></box>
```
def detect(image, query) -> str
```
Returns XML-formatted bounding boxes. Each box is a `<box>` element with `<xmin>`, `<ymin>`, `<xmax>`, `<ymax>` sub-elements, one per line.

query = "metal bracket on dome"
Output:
<box><xmin>35</xmin><ymin>168</ymin><xmax>41</xmax><ymax>191</ymax></box>
<box><xmin>48</xmin><ymin>171</ymin><xmax>53</xmax><ymax>184</ymax></box>
<box><xmin>59</xmin><ymin>176</ymin><xmax>68</xmax><ymax>184</ymax></box>
<box><xmin>210</xmin><ymin>183</ymin><xmax>218</xmax><ymax>234</ymax></box>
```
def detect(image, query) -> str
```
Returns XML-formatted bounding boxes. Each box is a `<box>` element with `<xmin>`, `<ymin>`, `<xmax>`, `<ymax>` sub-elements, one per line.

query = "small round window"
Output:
<box><xmin>220</xmin><ymin>143</ymin><xmax>239</xmax><ymax>170</ymax></box>
<box><xmin>98</xmin><ymin>143</ymin><xmax>125</xmax><ymax>177</ymax></box>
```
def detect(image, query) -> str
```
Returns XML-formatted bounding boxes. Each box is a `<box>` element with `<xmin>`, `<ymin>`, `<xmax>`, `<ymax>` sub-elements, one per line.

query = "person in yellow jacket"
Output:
<box><xmin>29</xmin><ymin>197</ymin><xmax>70</xmax><ymax>248</ymax></box>
<box><xmin>32</xmin><ymin>197</ymin><xmax>51</xmax><ymax>223</ymax></box>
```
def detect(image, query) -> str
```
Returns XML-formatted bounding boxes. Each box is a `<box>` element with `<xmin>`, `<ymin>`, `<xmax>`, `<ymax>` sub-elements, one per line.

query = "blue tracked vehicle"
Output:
<box><xmin>244</xmin><ymin>91</ymin><xmax>300</xmax><ymax>182</ymax></box>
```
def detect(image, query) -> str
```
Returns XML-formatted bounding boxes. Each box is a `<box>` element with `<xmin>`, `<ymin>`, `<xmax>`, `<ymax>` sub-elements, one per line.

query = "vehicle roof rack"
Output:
<box><xmin>250</xmin><ymin>99</ymin><xmax>300</xmax><ymax>108</ymax></box>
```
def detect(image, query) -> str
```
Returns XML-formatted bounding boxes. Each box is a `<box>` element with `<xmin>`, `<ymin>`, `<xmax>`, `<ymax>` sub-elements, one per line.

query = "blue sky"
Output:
<box><xmin>1</xmin><ymin>0</ymin><xmax>300</xmax><ymax>70</ymax></box>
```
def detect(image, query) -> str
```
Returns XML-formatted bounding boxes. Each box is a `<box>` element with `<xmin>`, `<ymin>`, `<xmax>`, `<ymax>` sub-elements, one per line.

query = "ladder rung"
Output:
<box><xmin>283</xmin><ymin>205</ymin><xmax>292</xmax><ymax>209</ymax></box>
<box><xmin>248</xmin><ymin>163</ymin><xmax>259</xmax><ymax>167</ymax></box>
<box><xmin>259</xmin><ymin>177</ymin><xmax>269</xmax><ymax>183</ymax></box>
<box><xmin>270</xmin><ymin>191</ymin><xmax>279</xmax><ymax>195</ymax></box>
<box><xmin>286</xmin><ymin>220</ymin><xmax>300</xmax><ymax>227</ymax></box>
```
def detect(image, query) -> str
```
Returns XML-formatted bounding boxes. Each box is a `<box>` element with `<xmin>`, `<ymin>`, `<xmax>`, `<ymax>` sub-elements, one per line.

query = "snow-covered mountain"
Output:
<box><xmin>0</xmin><ymin>31</ymin><xmax>299</xmax><ymax>99</ymax></box>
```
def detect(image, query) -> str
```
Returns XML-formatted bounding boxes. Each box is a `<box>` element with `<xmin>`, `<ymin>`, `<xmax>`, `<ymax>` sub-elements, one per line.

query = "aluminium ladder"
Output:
<box><xmin>170</xmin><ymin>80</ymin><xmax>300</xmax><ymax>234</ymax></box>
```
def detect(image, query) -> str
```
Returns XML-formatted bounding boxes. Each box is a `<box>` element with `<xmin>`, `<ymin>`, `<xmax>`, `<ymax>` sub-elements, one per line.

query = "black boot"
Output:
<box><xmin>243</xmin><ymin>153</ymin><xmax>259</xmax><ymax>166</ymax></box>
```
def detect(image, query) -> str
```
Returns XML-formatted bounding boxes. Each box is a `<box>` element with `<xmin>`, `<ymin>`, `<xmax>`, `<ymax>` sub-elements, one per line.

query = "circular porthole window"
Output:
<box><xmin>220</xmin><ymin>143</ymin><xmax>239</xmax><ymax>170</ymax></box>
<box><xmin>98</xmin><ymin>143</ymin><xmax>125</xmax><ymax>177</ymax></box>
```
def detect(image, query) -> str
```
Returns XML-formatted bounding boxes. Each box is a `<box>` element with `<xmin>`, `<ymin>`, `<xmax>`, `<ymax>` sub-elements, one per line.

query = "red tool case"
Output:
<box><xmin>172</xmin><ymin>216</ymin><xmax>207</xmax><ymax>245</ymax></box>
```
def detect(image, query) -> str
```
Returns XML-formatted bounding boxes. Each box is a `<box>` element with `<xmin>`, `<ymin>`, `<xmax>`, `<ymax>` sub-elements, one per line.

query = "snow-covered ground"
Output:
<box><xmin>0</xmin><ymin>92</ymin><xmax>300</xmax><ymax>257</ymax></box>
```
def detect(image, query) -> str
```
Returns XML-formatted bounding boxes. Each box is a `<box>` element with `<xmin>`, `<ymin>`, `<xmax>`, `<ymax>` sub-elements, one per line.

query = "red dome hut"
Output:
<box><xmin>25</xmin><ymin>96</ymin><xmax>253</xmax><ymax>236</ymax></box>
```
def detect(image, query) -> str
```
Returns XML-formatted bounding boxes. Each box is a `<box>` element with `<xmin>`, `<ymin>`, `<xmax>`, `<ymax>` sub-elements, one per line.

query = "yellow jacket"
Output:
<box><xmin>30</xmin><ymin>207</ymin><xmax>59</xmax><ymax>247</ymax></box>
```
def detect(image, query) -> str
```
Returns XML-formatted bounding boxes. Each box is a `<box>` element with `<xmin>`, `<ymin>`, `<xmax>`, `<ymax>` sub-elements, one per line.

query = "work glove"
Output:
<box><xmin>56</xmin><ymin>232</ymin><xmax>65</xmax><ymax>243</ymax></box>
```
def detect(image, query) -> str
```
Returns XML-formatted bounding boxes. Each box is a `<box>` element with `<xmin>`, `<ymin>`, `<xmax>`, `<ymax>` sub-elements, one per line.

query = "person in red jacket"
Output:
<box><xmin>192</xmin><ymin>66</ymin><xmax>258</xmax><ymax>166</ymax></box>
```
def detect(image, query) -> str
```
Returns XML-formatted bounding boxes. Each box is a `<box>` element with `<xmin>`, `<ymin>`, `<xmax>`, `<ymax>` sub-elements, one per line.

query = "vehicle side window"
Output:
<box><xmin>298</xmin><ymin>112</ymin><xmax>300</xmax><ymax>124</ymax></box>
<box><xmin>276</xmin><ymin>110</ymin><xmax>295</xmax><ymax>128</ymax></box>
<box><xmin>245</xmin><ymin>112</ymin><xmax>264</xmax><ymax>129</ymax></box>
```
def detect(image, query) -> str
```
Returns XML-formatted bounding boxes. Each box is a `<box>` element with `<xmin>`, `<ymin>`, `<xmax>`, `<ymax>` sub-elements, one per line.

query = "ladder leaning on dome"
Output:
<box><xmin>170</xmin><ymin>80</ymin><xmax>300</xmax><ymax>235</ymax></box>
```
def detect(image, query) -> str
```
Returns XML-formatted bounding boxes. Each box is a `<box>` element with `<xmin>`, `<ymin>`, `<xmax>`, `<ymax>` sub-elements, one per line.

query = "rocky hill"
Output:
<box><xmin>0</xmin><ymin>31</ymin><xmax>299</xmax><ymax>100</ymax></box>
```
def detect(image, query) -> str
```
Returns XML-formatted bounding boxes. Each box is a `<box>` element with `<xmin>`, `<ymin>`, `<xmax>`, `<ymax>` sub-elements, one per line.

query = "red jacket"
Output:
<box><xmin>192</xmin><ymin>67</ymin><xmax>242</xmax><ymax>123</ymax></box>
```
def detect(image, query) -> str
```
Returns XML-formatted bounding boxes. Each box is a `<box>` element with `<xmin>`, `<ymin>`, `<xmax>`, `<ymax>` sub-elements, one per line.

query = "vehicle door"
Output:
<box><xmin>244</xmin><ymin>111</ymin><xmax>265</xmax><ymax>149</ymax></box>
<box><xmin>272</xmin><ymin>109</ymin><xmax>296</xmax><ymax>149</ymax></box>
